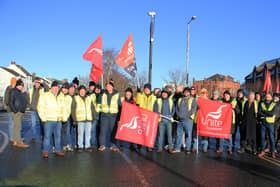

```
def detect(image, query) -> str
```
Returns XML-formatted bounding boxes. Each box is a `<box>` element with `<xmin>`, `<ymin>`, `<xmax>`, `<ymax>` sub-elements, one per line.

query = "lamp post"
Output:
<box><xmin>186</xmin><ymin>16</ymin><xmax>196</xmax><ymax>86</ymax></box>
<box><xmin>148</xmin><ymin>11</ymin><xmax>156</xmax><ymax>87</ymax></box>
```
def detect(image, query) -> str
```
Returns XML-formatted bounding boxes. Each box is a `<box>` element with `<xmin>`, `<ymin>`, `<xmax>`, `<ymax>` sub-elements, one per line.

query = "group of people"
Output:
<box><xmin>4</xmin><ymin>76</ymin><xmax>280</xmax><ymax>159</ymax></box>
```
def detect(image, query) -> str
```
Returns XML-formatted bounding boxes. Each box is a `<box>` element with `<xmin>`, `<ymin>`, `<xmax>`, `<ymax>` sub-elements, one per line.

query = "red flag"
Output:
<box><xmin>115</xmin><ymin>34</ymin><xmax>137</xmax><ymax>77</ymax></box>
<box><xmin>263</xmin><ymin>68</ymin><xmax>272</xmax><ymax>93</ymax></box>
<box><xmin>197</xmin><ymin>97</ymin><xmax>232</xmax><ymax>139</ymax></box>
<box><xmin>115</xmin><ymin>102</ymin><xmax>160</xmax><ymax>148</ymax></box>
<box><xmin>276</xmin><ymin>79</ymin><xmax>279</xmax><ymax>93</ymax></box>
<box><xmin>83</xmin><ymin>34</ymin><xmax>103</xmax><ymax>70</ymax></box>
<box><xmin>89</xmin><ymin>65</ymin><xmax>102</xmax><ymax>83</ymax></box>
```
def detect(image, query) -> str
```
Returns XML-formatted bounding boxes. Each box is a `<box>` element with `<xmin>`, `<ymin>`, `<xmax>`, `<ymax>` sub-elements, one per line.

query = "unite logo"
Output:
<box><xmin>120</xmin><ymin>116</ymin><xmax>139</xmax><ymax>131</ymax></box>
<box><xmin>201</xmin><ymin>105</ymin><xmax>227</xmax><ymax>128</ymax></box>
<box><xmin>120</xmin><ymin>114</ymin><xmax>148</xmax><ymax>135</ymax></box>
<box><xmin>88</xmin><ymin>48</ymin><xmax>102</xmax><ymax>55</ymax></box>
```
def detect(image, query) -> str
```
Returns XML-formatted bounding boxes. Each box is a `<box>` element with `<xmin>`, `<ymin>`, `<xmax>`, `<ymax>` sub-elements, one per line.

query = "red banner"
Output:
<box><xmin>115</xmin><ymin>102</ymin><xmax>160</xmax><ymax>148</ymax></box>
<box><xmin>263</xmin><ymin>68</ymin><xmax>272</xmax><ymax>93</ymax></box>
<box><xmin>89</xmin><ymin>65</ymin><xmax>102</xmax><ymax>83</ymax></box>
<box><xmin>197</xmin><ymin>97</ymin><xmax>232</xmax><ymax>139</ymax></box>
<box><xmin>83</xmin><ymin>34</ymin><xmax>103</xmax><ymax>69</ymax></box>
<box><xmin>115</xmin><ymin>34</ymin><xmax>137</xmax><ymax>77</ymax></box>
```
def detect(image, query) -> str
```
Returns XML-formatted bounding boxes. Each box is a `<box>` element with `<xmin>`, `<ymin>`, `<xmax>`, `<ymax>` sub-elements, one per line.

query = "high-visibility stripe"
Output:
<box><xmin>74</xmin><ymin>95</ymin><xmax>92</xmax><ymax>121</ymax></box>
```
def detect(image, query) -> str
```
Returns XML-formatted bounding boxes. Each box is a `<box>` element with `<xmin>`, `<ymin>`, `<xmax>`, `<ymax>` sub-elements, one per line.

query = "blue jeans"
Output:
<box><xmin>78</xmin><ymin>121</ymin><xmax>92</xmax><ymax>149</ymax></box>
<box><xmin>218</xmin><ymin>135</ymin><xmax>233</xmax><ymax>151</ymax></box>
<box><xmin>99</xmin><ymin>114</ymin><xmax>117</xmax><ymax>147</ymax></box>
<box><xmin>91</xmin><ymin>120</ymin><xmax>98</xmax><ymax>147</ymax></box>
<box><xmin>193</xmin><ymin>136</ymin><xmax>208</xmax><ymax>150</ymax></box>
<box><xmin>30</xmin><ymin>110</ymin><xmax>40</xmax><ymax>139</ymax></box>
<box><xmin>7</xmin><ymin>112</ymin><xmax>14</xmax><ymax>140</ymax></box>
<box><xmin>261</xmin><ymin>123</ymin><xmax>275</xmax><ymax>153</ymax></box>
<box><xmin>61</xmin><ymin>120</ymin><xmax>71</xmax><ymax>147</ymax></box>
<box><xmin>70</xmin><ymin>125</ymin><xmax>77</xmax><ymax>148</ymax></box>
<box><xmin>43</xmin><ymin>121</ymin><xmax>62</xmax><ymax>152</ymax></box>
<box><xmin>175</xmin><ymin>120</ymin><xmax>193</xmax><ymax>151</ymax></box>
<box><xmin>158</xmin><ymin>121</ymin><xmax>173</xmax><ymax>149</ymax></box>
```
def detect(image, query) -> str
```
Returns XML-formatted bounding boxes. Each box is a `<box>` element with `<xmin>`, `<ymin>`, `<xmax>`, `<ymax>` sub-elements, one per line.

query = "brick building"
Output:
<box><xmin>193</xmin><ymin>74</ymin><xmax>240</xmax><ymax>98</ymax></box>
<box><xmin>245</xmin><ymin>58</ymin><xmax>280</xmax><ymax>93</ymax></box>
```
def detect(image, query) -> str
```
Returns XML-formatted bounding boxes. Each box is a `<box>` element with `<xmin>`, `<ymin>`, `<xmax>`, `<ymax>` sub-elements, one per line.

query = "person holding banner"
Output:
<box><xmin>216</xmin><ymin>90</ymin><xmax>239</xmax><ymax>154</ymax></box>
<box><xmin>154</xmin><ymin>89</ymin><xmax>175</xmax><ymax>153</ymax></box>
<box><xmin>98</xmin><ymin>81</ymin><xmax>122</xmax><ymax>152</ymax></box>
<box><xmin>173</xmin><ymin>87</ymin><xmax>197</xmax><ymax>154</ymax></box>
<box><xmin>136</xmin><ymin>83</ymin><xmax>157</xmax><ymax>151</ymax></box>
<box><xmin>258</xmin><ymin>92</ymin><xmax>276</xmax><ymax>158</ymax></box>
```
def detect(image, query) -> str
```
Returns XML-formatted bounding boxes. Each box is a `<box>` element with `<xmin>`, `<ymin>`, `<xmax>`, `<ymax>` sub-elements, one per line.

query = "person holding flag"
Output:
<box><xmin>98</xmin><ymin>81</ymin><xmax>122</xmax><ymax>152</ymax></box>
<box><xmin>216</xmin><ymin>91</ymin><xmax>239</xmax><ymax>154</ymax></box>
<box><xmin>154</xmin><ymin>88</ymin><xmax>175</xmax><ymax>153</ymax></box>
<box><xmin>136</xmin><ymin>83</ymin><xmax>157</xmax><ymax>151</ymax></box>
<box><xmin>173</xmin><ymin>87</ymin><xmax>197</xmax><ymax>154</ymax></box>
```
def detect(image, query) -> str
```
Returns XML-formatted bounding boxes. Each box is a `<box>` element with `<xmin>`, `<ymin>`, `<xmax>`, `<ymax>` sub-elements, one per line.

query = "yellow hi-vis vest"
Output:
<box><xmin>74</xmin><ymin>95</ymin><xmax>92</xmax><ymax>121</ymax></box>
<box><xmin>136</xmin><ymin>92</ymin><xmax>156</xmax><ymax>111</ymax></box>
<box><xmin>261</xmin><ymin>102</ymin><xmax>276</xmax><ymax>124</ymax></box>
<box><xmin>29</xmin><ymin>87</ymin><xmax>44</xmax><ymax>104</ymax></box>
<box><xmin>90</xmin><ymin>93</ymin><xmax>99</xmax><ymax>112</ymax></box>
<box><xmin>57</xmin><ymin>92</ymin><xmax>72</xmax><ymax>121</ymax></box>
<box><xmin>37</xmin><ymin>91</ymin><xmax>65</xmax><ymax>122</ymax></box>
<box><xmin>101</xmin><ymin>93</ymin><xmax>119</xmax><ymax>114</ymax></box>
<box><xmin>157</xmin><ymin>98</ymin><xmax>173</xmax><ymax>114</ymax></box>
<box><xmin>178</xmin><ymin>97</ymin><xmax>195</xmax><ymax>120</ymax></box>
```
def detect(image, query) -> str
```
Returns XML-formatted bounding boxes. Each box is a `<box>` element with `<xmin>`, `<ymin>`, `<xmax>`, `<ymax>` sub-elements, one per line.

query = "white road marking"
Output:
<box><xmin>119</xmin><ymin>152</ymin><xmax>150</xmax><ymax>187</ymax></box>
<box><xmin>0</xmin><ymin>129</ymin><xmax>8</xmax><ymax>153</ymax></box>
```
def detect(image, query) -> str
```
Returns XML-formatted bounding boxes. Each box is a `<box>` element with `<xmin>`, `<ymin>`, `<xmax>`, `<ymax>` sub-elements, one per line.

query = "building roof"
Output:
<box><xmin>0</xmin><ymin>66</ymin><xmax>21</xmax><ymax>77</ymax></box>
<box><xmin>245</xmin><ymin>57</ymin><xmax>280</xmax><ymax>80</ymax></box>
<box><xmin>10</xmin><ymin>61</ymin><xmax>32</xmax><ymax>76</ymax></box>
<box><xmin>205</xmin><ymin>74</ymin><xmax>235</xmax><ymax>82</ymax></box>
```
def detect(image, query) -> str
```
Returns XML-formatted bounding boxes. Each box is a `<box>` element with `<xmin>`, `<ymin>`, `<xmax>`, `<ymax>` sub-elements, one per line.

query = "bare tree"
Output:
<box><xmin>162</xmin><ymin>68</ymin><xmax>186</xmax><ymax>87</ymax></box>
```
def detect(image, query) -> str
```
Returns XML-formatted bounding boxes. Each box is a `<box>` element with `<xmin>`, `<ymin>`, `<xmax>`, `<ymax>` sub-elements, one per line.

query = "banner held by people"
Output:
<box><xmin>115</xmin><ymin>102</ymin><xmax>160</xmax><ymax>148</ymax></box>
<box><xmin>115</xmin><ymin>34</ymin><xmax>137</xmax><ymax>77</ymax></box>
<box><xmin>83</xmin><ymin>34</ymin><xmax>103</xmax><ymax>83</ymax></box>
<box><xmin>197</xmin><ymin>97</ymin><xmax>232</xmax><ymax>139</ymax></box>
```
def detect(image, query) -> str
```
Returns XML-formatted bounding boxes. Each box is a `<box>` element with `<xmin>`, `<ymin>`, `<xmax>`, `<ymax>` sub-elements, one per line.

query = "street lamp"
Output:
<box><xmin>186</xmin><ymin>16</ymin><xmax>196</xmax><ymax>86</ymax></box>
<box><xmin>148</xmin><ymin>11</ymin><xmax>156</xmax><ymax>87</ymax></box>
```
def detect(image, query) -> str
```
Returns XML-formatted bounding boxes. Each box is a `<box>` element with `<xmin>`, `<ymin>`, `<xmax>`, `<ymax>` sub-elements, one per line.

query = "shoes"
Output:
<box><xmin>119</xmin><ymin>146</ymin><xmax>124</xmax><ymax>152</ymax></box>
<box><xmin>147</xmin><ymin>148</ymin><xmax>153</xmax><ymax>152</ymax></box>
<box><xmin>168</xmin><ymin>149</ymin><xmax>173</xmax><ymax>154</ymax></box>
<box><xmin>77</xmin><ymin>148</ymin><xmax>83</xmax><ymax>153</ymax></box>
<box><xmin>85</xmin><ymin>148</ymin><xmax>93</xmax><ymax>152</ymax></box>
<box><xmin>203</xmin><ymin>149</ymin><xmax>208</xmax><ymax>153</ymax></box>
<box><xmin>228</xmin><ymin>150</ymin><xmax>233</xmax><ymax>155</ymax></box>
<box><xmin>157</xmin><ymin>149</ymin><xmax>163</xmax><ymax>153</ymax></box>
<box><xmin>216</xmin><ymin>149</ymin><xmax>223</xmax><ymax>153</ymax></box>
<box><xmin>172</xmin><ymin>149</ymin><xmax>180</xmax><ymax>153</ymax></box>
<box><xmin>192</xmin><ymin>148</ymin><xmax>197</xmax><ymax>153</ymax></box>
<box><xmin>258</xmin><ymin>152</ymin><xmax>265</xmax><ymax>157</ymax></box>
<box><xmin>185</xmin><ymin>150</ymin><xmax>191</xmax><ymax>155</ymax></box>
<box><xmin>13</xmin><ymin>142</ymin><xmax>29</xmax><ymax>148</ymax></box>
<box><xmin>272</xmin><ymin>153</ymin><xmax>276</xmax><ymax>159</ymax></box>
<box><xmin>110</xmin><ymin>147</ymin><xmax>119</xmax><ymax>152</ymax></box>
<box><xmin>98</xmin><ymin>145</ymin><xmax>106</xmax><ymax>152</ymax></box>
<box><xmin>55</xmin><ymin>152</ymin><xmax>65</xmax><ymax>156</ymax></box>
<box><xmin>264</xmin><ymin>148</ymin><xmax>270</xmax><ymax>153</ymax></box>
<box><xmin>43</xmin><ymin>152</ymin><xmax>49</xmax><ymax>158</ymax></box>
<box><xmin>238</xmin><ymin>148</ymin><xmax>245</xmax><ymax>154</ymax></box>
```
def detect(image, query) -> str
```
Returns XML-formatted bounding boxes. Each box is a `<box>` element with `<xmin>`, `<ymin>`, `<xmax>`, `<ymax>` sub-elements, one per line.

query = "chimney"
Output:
<box><xmin>11</xmin><ymin>61</ymin><xmax>16</xmax><ymax>65</ymax></box>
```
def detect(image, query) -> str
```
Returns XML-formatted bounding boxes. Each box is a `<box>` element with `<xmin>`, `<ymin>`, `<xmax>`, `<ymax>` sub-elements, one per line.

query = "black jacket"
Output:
<box><xmin>9</xmin><ymin>88</ymin><xmax>28</xmax><ymax>113</ymax></box>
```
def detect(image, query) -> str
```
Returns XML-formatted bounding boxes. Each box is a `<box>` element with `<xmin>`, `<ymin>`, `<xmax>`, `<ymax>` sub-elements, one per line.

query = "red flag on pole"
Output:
<box><xmin>83</xmin><ymin>35</ymin><xmax>103</xmax><ymax>83</ymax></box>
<box><xmin>115</xmin><ymin>102</ymin><xmax>160</xmax><ymax>148</ymax></box>
<box><xmin>276</xmin><ymin>79</ymin><xmax>279</xmax><ymax>93</ymax></box>
<box><xmin>197</xmin><ymin>97</ymin><xmax>232</xmax><ymax>139</ymax></box>
<box><xmin>263</xmin><ymin>68</ymin><xmax>272</xmax><ymax>93</ymax></box>
<box><xmin>89</xmin><ymin>65</ymin><xmax>103</xmax><ymax>83</ymax></box>
<box><xmin>115</xmin><ymin>34</ymin><xmax>137</xmax><ymax>77</ymax></box>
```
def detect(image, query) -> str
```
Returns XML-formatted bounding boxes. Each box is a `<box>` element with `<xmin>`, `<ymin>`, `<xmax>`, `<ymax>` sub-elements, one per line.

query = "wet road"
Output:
<box><xmin>0</xmin><ymin>112</ymin><xmax>280</xmax><ymax>186</ymax></box>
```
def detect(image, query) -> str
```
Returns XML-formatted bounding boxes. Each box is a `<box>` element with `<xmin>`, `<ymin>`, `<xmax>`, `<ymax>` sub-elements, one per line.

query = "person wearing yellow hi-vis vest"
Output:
<box><xmin>97</xmin><ymin>81</ymin><xmax>121</xmax><ymax>152</ymax></box>
<box><xmin>153</xmin><ymin>89</ymin><xmax>175</xmax><ymax>153</ymax></box>
<box><xmin>217</xmin><ymin>90</ymin><xmax>240</xmax><ymax>155</ymax></box>
<box><xmin>37</xmin><ymin>81</ymin><xmax>66</xmax><ymax>158</ymax></box>
<box><xmin>136</xmin><ymin>83</ymin><xmax>157</xmax><ymax>151</ymax></box>
<box><xmin>71</xmin><ymin>85</ymin><xmax>97</xmax><ymax>152</ymax></box>
<box><xmin>242</xmin><ymin>92</ymin><xmax>259</xmax><ymax>155</ymax></box>
<box><xmin>57</xmin><ymin>82</ymin><xmax>73</xmax><ymax>152</ymax></box>
<box><xmin>258</xmin><ymin>92</ymin><xmax>276</xmax><ymax>159</ymax></box>
<box><xmin>236</xmin><ymin>89</ymin><xmax>248</xmax><ymax>154</ymax></box>
<box><xmin>28</xmin><ymin>77</ymin><xmax>45</xmax><ymax>143</ymax></box>
<box><xmin>173</xmin><ymin>87</ymin><xmax>197</xmax><ymax>154</ymax></box>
